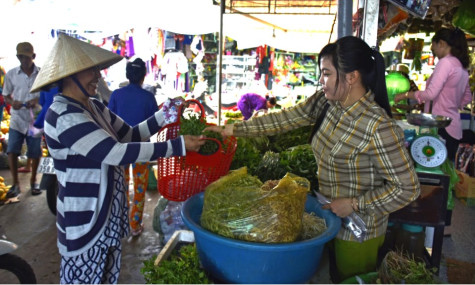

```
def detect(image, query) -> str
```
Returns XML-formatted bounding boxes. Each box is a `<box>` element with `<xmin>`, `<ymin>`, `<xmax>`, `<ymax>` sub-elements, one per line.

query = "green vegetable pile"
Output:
<box><xmin>223</xmin><ymin>110</ymin><xmax>243</xmax><ymax>118</ymax></box>
<box><xmin>141</xmin><ymin>243</ymin><xmax>211</xmax><ymax>284</ymax></box>
<box><xmin>201</xmin><ymin>167</ymin><xmax>309</xmax><ymax>243</ymax></box>
<box><xmin>178</xmin><ymin>114</ymin><xmax>226</xmax><ymax>155</ymax></box>
<box><xmin>229</xmin><ymin>125</ymin><xmax>319</xmax><ymax>190</ymax></box>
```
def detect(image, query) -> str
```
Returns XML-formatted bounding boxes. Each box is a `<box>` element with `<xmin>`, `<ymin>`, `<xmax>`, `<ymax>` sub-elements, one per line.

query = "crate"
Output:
<box><xmin>455</xmin><ymin>170</ymin><xmax>475</xmax><ymax>207</ymax></box>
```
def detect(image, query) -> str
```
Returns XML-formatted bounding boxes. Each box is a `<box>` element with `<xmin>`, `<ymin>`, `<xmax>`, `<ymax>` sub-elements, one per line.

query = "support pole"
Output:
<box><xmin>361</xmin><ymin>0</ymin><xmax>379</xmax><ymax>47</ymax></box>
<box><xmin>337</xmin><ymin>0</ymin><xmax>353</xmax><ymax>38</ymax></box>
<box><xmin>217</xmin><ymin>0</ymin><xmax>225</xmax><ymax>125</ymax></box>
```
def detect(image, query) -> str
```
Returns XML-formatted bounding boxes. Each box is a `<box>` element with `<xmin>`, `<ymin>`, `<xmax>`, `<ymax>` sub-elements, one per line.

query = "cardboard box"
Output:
<box><xmin>455</xmin><ymin>170</ymin><xmax>475</xmax><ymax>207</ymax></box>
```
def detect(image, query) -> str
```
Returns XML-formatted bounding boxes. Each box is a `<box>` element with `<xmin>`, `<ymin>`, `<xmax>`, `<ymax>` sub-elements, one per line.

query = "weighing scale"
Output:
<box><xmin>406</xmin><ymin>113</ymin><xmax>452</xmax><ymax>174</ymax></box>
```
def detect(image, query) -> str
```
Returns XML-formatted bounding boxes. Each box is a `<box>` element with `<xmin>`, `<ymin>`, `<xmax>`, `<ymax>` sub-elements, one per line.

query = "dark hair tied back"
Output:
<box><xmin>433</xmin><ymin>27</ymin><xmax>469</xmax><ymax>68</ymax></box>
<box><xmin>126</xmin><ymin>58</ymin><xmax>147</xmax><ymax>84</ymax></box>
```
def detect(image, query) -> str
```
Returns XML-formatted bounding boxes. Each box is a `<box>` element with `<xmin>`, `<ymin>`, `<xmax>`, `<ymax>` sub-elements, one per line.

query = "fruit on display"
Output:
<box><xmin>0</xmin><ymin>176</ymin><xmax>11</xmax><ymax>201</ymax></box>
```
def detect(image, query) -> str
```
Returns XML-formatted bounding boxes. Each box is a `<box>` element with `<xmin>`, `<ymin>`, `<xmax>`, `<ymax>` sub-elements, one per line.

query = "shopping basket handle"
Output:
<box><xmin>186</xmin><ymin>137</ymin><xmax>224</xmax><ymax>167</ymax></box>
<box><xmin>179</xmin><ymin>99</ymin><xmax>205</xmax><ymax>122</ymax></box>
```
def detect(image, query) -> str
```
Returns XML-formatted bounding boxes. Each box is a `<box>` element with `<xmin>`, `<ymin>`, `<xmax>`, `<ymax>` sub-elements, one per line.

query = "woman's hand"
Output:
<box><xmin>322</xmin><ymin>197</ymin><xmax>355</xmax><ymax>218</ymax></box>
<box><xmin>183</xmin><ymin>135</ymin><xmax>206</xmax><ymax>152</ymax></box>
<box><xmin>203</xmin><ymin>124</ymin><xmax>234</xmax><ymax>137</ymax></box>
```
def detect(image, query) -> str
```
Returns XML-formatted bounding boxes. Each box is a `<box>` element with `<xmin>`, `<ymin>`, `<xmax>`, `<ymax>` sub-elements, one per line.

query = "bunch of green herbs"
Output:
<box><xmin>379</xmin><ymin>250</ymin><xmax>439</xmax><ymax>284</ymax></box>
<box><xmin>178</xmin><ymin>114</ymin><xmax>225</xmax><ymax>155</ymax></box>
<box><xmin>141</xmin><ymin>243</ymin><xmax>210</xmax><ymax>284</ymax></box>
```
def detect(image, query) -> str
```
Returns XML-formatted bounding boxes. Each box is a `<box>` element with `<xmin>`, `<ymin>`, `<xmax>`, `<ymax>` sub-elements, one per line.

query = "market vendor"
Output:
<box><xmin>29</xmin><ymin>33</ymin><xmax>205</xmax><ymax>284</ymax></box>
<box><xmin>394</xmin><ymin>27</ymin><xmax>472</xmax><ymax>163</ymax></box>
<box><xmin>205</xmin><ymin>36</ymin><xmax>420</xmax><ymax>283</ymax></box>
<box><xmin>237</xmin><ymin>92</ymin><xmax>277</xmax><ymax>120</ymax></box>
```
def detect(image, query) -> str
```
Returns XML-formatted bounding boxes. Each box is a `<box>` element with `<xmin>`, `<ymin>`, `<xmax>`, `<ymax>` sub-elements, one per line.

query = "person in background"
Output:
<box><xmin>2</xmin><ymin>42</ymin><xmax>42</xmax><ymax>197</ymax></box>
<box><xmin>0</xmin><ymin>65</ymin><xmax>6</xmax><ymax>122</ymax></box>
<box><xmin>33</xmin><ymin>86</ymin><xmax>58</xmax><ymax>131</ymax></box>
<box><xmin>395</xmin><ymin>27</ymin><xmax>472</xmax><ymax>163</ymax></box>
<box><xmin>205</xmin><ymin>36</ymin><xmax>420</xmax><ymax>282</ymax></box>
<box><xmin>108</xmin><ymin>57</ymin><xmax>158</xmax><ymax>237</ymax></box>
<box><xmin>30</xmin><ymin>34</ymin><xmax>205</xmax><ymax>284</ymax></box>
<box><xmin>237</xmin><ymin>92</ymin><xmax>277</xmax><ymax>120</ymax></box>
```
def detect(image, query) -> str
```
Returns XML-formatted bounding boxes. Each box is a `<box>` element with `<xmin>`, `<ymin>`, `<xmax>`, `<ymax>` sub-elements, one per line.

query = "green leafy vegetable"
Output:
<box><xmin>141</xmin><ymin>243</ymin><xmax>211</xmax><ymax>284</ymax></box>
<box><xmin>178</xmin><ymin>114</ymin><xmax>226</xmax><ymax>155</ymax></box>
<box><xmin>267</xmin><ymin>125</ymin><xmax>312</xmax><ymax>153</ymax></box>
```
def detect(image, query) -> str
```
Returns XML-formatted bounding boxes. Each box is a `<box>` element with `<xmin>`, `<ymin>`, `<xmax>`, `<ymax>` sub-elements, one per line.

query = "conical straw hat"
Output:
<box><xmin>30</xmin><ymin>33</ymin><xmax>123</xmax><ymax>92</ymax></box>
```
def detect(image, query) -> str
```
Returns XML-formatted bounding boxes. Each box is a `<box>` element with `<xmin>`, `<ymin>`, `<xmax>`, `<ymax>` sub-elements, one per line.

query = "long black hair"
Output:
<box><xmin>432</xmin><ymin>27</ymin><xmax>470</xmax><ymax>69</ymax></box>
<box><xmin>317</xmin><ymin>36</ymin><xmax>392</xmax><ymax>117</ymax></box>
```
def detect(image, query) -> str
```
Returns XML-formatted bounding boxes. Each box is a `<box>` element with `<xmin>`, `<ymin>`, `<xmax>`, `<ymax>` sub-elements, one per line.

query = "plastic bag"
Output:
<box><xmin>152</xmin><ymin>196</ymin><xmax>169</xmax><ymax>234</ymax></box>
<box><xmin>27</xmin><ymin>108</ymin><xmax>43</xmax><ymax>138</ymax></box>
<box><xmin>314</xmin><ymin>191</ymin><xmax>367</xmax><ymax>243</ymax></box>
<box><xmin>201</xmin><ymin>167</ymin><xmax>309</xmax><ymax>243</ymax></box>
<box><xmin>159</xmin><ymin>200</ymin><xmax>188</xmax><ymax>244</ymax></box>
<box><xmin>441</xmin><ymin>160</ymin><xmax>460</xmax><ymax>211</ymax></box>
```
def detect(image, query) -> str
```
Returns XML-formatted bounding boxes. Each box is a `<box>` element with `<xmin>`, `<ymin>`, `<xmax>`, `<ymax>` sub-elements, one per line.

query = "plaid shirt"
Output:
<box><xmin>234</xmin><ymin>90</ymin><xmax>420</xmax><ymax>241</ymax></box>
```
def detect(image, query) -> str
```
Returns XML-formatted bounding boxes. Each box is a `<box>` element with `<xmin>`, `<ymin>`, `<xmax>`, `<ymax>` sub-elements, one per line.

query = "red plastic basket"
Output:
<box><xmin>156</xmin><ymin>100</ymin><xmax>237</xmax><ymax>201</ymax></box>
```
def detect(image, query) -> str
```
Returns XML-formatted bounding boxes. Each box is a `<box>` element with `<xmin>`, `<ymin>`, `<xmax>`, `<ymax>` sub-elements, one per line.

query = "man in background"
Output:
<box><xmin>2</xmin><ymin>42</ymin><xmax>42</xmax><ymax>197</ymax></box>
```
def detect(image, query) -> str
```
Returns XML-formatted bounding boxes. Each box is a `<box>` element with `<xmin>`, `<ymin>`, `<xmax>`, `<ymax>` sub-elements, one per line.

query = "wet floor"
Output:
<box><xmin>1</xmin><ymin>166</ymin><xmax>474</xmax><ymax>284</ymax></box>
<box><xmin>0</xmin><ymin>167</ymin><xmax>161</xmax><ymax>284</ymax></box>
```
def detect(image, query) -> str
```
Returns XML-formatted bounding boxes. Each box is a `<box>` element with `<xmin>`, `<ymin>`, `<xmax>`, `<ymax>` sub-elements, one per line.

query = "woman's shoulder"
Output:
<box><xmin>439</xmin><ymin>55</ymin><xmax>462</xmax><ymax>67</ymax></box>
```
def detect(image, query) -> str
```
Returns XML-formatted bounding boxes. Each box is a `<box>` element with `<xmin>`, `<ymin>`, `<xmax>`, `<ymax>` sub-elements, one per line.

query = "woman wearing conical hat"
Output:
<box><xmin>30</xmin><ymin>33</ymin><xmax>205</xmax><ymax>284</ymax></box>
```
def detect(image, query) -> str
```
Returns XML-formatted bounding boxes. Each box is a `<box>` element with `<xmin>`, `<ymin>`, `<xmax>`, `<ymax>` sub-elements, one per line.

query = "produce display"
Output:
<box><xmin>0</xmin><ymin>176</ymin><xmax>11</xmax><ymax>201</ymax></box>
<box><xmin>200</xmin><ymin>167</ymin><xmax>310</xmax><ymax>243</ymax></box>
<box><xmin>229</xmin><ymin>125</ymin><xmax>319</xmax><ymax>190</ymax></box>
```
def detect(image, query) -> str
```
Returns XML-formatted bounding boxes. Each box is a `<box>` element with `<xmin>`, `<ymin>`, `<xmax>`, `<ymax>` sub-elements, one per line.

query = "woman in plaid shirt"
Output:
<box><xmin>206</xmin><ymin>36</ymin><xmax>420</xmax><ymax>282</ymax></box>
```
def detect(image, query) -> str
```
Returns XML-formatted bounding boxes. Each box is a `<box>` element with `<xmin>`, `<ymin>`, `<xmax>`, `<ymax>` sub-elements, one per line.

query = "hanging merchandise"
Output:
<box><xmin>164</xmin><ymin>31</ymin><xmax>176</xmax><ymax>51</ymax></box>
<box><xmin>125</xmin><ymin>31</ymin><xmax>135</xmax><ymax>58</ymax></box>
<box><xmin>191</xmin><ymin>35</ymin><xmax>205</xmax><ymax>78</ymax></box>
<box><xmin>378</xmin><ymin>2</ymin><xmax>410</xmax><ymax>40</ymax></box>
<box><xmin>112</xmin><ymin>36</ymin><xmax>126</xmax><ymax>56</ymax></box>
<box><xmin>160</xmin><ymin>50</ymin><xmax>189</xmax><ymax>97</ymax></box>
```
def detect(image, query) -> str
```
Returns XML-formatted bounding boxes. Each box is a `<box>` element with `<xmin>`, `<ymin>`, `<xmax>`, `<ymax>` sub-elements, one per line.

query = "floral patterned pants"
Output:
<box><xmin>124</xmin><ymin>162</ymin><xmax>150</xmax><ymax>232</ymax></box>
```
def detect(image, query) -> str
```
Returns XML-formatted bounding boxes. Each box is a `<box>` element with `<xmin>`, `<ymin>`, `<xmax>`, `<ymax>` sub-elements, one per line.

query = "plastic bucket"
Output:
<box><xmin>181</xmin><ymin>193</ymin><xmax>341</xmax><ymax>284</ymax></box>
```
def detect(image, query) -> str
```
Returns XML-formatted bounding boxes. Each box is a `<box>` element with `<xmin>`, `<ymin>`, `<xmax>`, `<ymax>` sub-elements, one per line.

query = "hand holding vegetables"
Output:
<box><xmin>183</xmin><ymin>135</ymin><xmax>206</xmax><ymax>152</ymax></box>
<box><xmin>203</xmin><ymin>124</ymin><xmax>234</xmax><ymax>137</ymax></box>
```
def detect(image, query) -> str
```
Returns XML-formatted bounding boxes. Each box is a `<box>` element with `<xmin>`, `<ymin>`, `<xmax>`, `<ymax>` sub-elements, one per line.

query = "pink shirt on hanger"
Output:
<box><xmin>415</xmin><ymin>54</ymin><xmax>472</xmax><ymax>140</ymax></box>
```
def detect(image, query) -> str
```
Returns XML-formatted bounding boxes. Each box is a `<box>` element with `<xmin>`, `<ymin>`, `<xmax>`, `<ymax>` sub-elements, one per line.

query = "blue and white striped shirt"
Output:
<box><xmin>45</xmin><ymin>94</ymin><xmax>185</xmax><ymax>256</ymax></box>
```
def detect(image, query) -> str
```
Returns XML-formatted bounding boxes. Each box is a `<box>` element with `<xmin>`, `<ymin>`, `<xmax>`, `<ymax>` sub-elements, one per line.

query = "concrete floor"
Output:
<box><xmin>0</xmin><ymin>167</ymin><xmax>474</xmax><ymax>284</ymax></box>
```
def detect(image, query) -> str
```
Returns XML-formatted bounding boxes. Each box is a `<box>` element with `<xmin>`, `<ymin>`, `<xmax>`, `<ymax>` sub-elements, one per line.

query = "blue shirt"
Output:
<box><xmin>108</xmin><ymin>83</ymin><xmax>158</xmax><ymax>126</ymax></box>
<box><xmin>34</xmin><ymin>86</ymin><xmax>58</xmax><ymax>128</ymax></box>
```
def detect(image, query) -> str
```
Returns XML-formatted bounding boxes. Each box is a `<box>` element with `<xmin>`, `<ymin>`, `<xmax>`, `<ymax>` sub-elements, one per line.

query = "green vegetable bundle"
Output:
<box><xmin>141</xmin><ymin>244</ymin><xmax>210</xmax><ymax>284</ymax></box>
<box><xmin>201</xmin><ymin>167</ymin><xmax>309</xmax><ymax>243</ymax></box>
<box><xmin>379</xmin><ymin>251</ymin><xmax>439</xmax><ymax>284</ymax></box>
<box><xmin>178</xmin><ymin>114</ymin><xmax>226</xmax><ymax>155</ymax></box>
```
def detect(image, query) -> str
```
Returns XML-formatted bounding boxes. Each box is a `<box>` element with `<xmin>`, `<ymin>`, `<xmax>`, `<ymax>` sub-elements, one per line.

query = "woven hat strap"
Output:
<box><xmin>71</xmin><ymin>75</ymin><xmax>92</xmax><ymax>98</ymax></box>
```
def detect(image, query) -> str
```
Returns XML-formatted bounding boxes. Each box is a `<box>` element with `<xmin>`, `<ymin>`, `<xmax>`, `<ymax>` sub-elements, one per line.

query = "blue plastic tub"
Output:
<box><xmin>181</xmin><ymin>193</ymin><xmax>341</xmax><ymax>284</ymax></box>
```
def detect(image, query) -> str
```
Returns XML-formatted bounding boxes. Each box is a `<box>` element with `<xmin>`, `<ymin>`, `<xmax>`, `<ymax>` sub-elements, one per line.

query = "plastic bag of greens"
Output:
<box><xmin>201</xmin><ymin>167</ymin><xmax>309</xmax><ymax>243</ymax></box>
<box><xmin>441</xmin><ymin>160</ymin><xmax>460</xmax><ymax>211</ymax></box>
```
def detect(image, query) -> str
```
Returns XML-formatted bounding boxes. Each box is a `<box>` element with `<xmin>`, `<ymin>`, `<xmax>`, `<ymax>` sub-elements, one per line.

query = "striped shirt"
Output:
<box><xmin>234</xmin><ymin>90</ymin><xmax>420</xmax><ymax>241</ymax></box>
<box><xmin>45</xmin><ymin>95</ymin><xmax>185</xmax><ymax>256</ymax></box>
